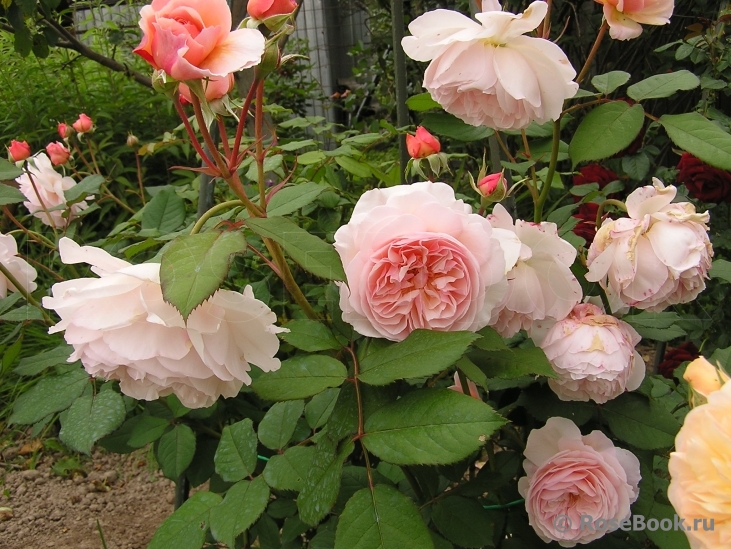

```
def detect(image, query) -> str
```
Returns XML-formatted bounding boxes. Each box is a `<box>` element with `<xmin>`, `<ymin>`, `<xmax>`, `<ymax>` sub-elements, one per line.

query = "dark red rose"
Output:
<box><xmin>657</xmin><ymin>341</ymin><xmax>699</xmax><ymax>379</ymax></box>
<box><xmin>677</xmin><ymin>153</ymin><xmax>731</xmax><ymax>203</ymax></box>
<box><xmin>572</xmin><ymin>165</ymin><xmax>619</xmax><ymax>203</ymax></box>
<box><xmin>572</xmin><ymin>202</ymin><xmax>600</xmax><ymax>244</ymax></box>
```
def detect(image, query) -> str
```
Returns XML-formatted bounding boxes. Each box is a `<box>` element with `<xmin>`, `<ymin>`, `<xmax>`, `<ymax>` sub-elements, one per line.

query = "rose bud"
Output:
<box><xmin>406</xmin><ymin>126</ymin><xmax>440</xmax><ymax>159</ymax></box>
<box><xmin>684</xmin><ymin>356</ymin><xmax>730</xmax><ymax>399</ymax></box>
<box><xmin>477</xmin><ymin>172</ymin><xmax>508</xmax><ymax>202</ymax></box>
<box><xmin>58</xmin><ymin>123</ymin><xmax>73</xmax><ymax>139</ymax></box>
<box><xmin>248</xmin><ymin>0</ymin><xmax>298</xmax><ymax>19</ymax></box>
<box><xmin>126</xmin><ymin>134</ymin><xmax>139</xmax><ymax>148</ymax></box>
<box><xmin>72</xmin><ymin>113</ymin><xmax>93</xmax><ymax>133</ymax></box>
<box><xmin>46</xmin><ymin>142</ymin><xmax>71</xmax><ymax>165</ymax></box>
<box><xmin>8</xmin><ymin>140</ymin><xmax>31</xmax><ymax>162</ymax></box>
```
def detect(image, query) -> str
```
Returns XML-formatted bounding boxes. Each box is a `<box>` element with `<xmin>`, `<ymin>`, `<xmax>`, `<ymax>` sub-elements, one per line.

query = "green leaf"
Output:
<box><xmin>455</xmin><ymin>357</ymin><xmax>489</xmax><ymax>392</ymax></box>
<box><xmin>711</xmin><ymin>259</ymin><xmax>731</xmax><ymax>284</ymax></box>
<box><xmin>622</xmin><ymin>311</ymin><xmax>686</xmax><ymax>342</ymax></box>
<box><xmin>627</xmin><ymin>70</ymin><xmax>700</xmax><ymax>101</ymax></box>
<box><xmin>251</xmin><ymin>355</ymin><xmax>348</xmax><ymax>401</ymax></box>
<box><xmin>280</xmin><ymin>319</ymin><xmax>341</xmax><ymax>352</ymax></box>
<box><xmin>0</xmin><ymin>183</ymin><xmax>26</xmax><ymax>206</ymax></box>
<box><xmin>268</xmin><ymin>182</ymin><xmax>327</xmax><ymax>217</ymax></box>
<box><xmin>64</xmin><ymin>174</ymin><xmax>104</xmax><ymax>205</ymax></box>
<box><xmin>305</xmin><ymin>388</ymin><xmax>340</xmax><ymax>429</ymax></box>
<box><xmin>263</xmin><ymin>445</ymin><xmax>316</xmax><ymax>492</ymax></box>
<box><xmin>406</xmin><ymin>93</ymin><xmax>441</xmax><ymax>112</ymax></box>
<box><xmin>245</xmin><ymin>216</ymin><xmax>346</xmax><ymax>281</ymax></box>
<box><xmin>141</xmin><ymin>188</ymin><xmax>186</xmax><ymax>233</ymax></box>
<box><xmin>9</xmin><ymin>368</ymin><xmax>89</xmax><ymax>425</ymax></box>
<box><xmin>298</xmin><ymin>440</ymin><xmax>354</xmax><ymax>526</ymax></box>
<box><xmin>160</xmin><ymin>230</ymin><xmax>246</xmax><ymax>320</ymax></box>
<box><xmin>472</xmin><ymin>326</ymin><xmax>508</xmax><ymax>351</ymax></box>
<box><xmin>98</xmin><ymin>415</ymin><xmax>145</xmax><ymax>454</ymax></box>
<box><xmin>210</xmin><ymin>477</ymin><xmax>270</xmax><ymax>548</ymax></box>
<box><xmin>431</xmin><ymin>496</ymin><xmax>494</xmax><ymax>548</ymax></box>
<box><xmin>297</xmin><ymin>151</ymin><xmax>327</xmax><ymax>165</ymax></box>
<box><xmin>59</xmin><ymin>391</ymin><xmax>126</xmax><ymax>454</ymax></box>
<box><xmin>602</xmin><ymin>393</ymin><xmax>680</xmax><ymax>450</ymax></box>
<box><xmin>14</xmin><ymin>344</ymin><xmax>74</xmax><ymax>376</ymax></box>
<box><xmin>659</xmin><ymin>113</ymin><xmax>731</xmax><ymax>171</ymax></box>
<box><xmin>591</xmin><ymin>71</ymin><xmax>631</xmax><ymax>94</ymax></box>
<box><xmin>363</xmin><ymin>389</ymin><xmax>506</xmax><ymax>465</ymax></box>
<box><xmin>157</xmin><ymin>424</ymin><xmax>197</xmax><ymax>480</ymax></box>
<box><xmin>127</xmin><ymin>415</ymin><xmax>171</xmax><ymax>448</ymax></box>
<box><xmin>358</xmin><ymin>330</ymin><xmax>479</xmax><ymax>386</ymax></box>
<box><xmin>518</xmin><ymin>384</ymin><xmax>596</xmax><ymax>426</ymax></box>
<box><xmin>335</xmin><ymin>484</ymin><xmax>434</xmax><ymax>549</ymax></box>
<box><xmin>0</xmin><ymin>304</ymin><xmax>45</xmax><ymax>322</ymax></box>
<box><xmin>622</xmin><ymin>153</ymin><xmax>651</xmax><ymax>181</ymax></box>
<box><xmin>149</xmin><ymin>491</ymin><xmax>222</xmax><ymax>549</ymax></box>
<box><xmin>422</xmin><ymin>113</ymin><xmax>493</xmax><ymax>141</ymax></box>
<box><xmin>0</xmin><ymin>158</ymin><xmax>24</xmax><ymax>181</ymax></box>
<box><xmin>569</xmin><ymin>102</ymin><xmax>645</xmax><ymax>166</ymax></box>
<box><xmin>467</xmin><ymin>347</ymin><xmax>556</xmax><ymax>379</ymax></box>
<box><xmin>258</xmin><ymin>400</ymin><xmax>305</xmax><ymax>450</ymax></box>
<box><xmin>214</xmin><ymin>418</ymin><xmax>258</xmax><ymax>482</ymax></box>
<box><xmin>335</xmin><ymin>156</ymin><xmax>372</xmax><ymax>178</ymax></box>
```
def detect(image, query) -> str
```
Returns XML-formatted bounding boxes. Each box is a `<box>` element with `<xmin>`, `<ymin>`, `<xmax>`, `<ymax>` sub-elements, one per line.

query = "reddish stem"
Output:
<box><xmin>173</xmin><ymin>95</ymin><xmax>218</xmax><ymax>171</ymax></box>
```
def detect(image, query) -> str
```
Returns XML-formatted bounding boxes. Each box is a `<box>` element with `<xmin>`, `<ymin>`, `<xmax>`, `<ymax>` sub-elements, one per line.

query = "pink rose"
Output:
<box><xmin>406</xmin><ymin>126</ymin><xmax>440</xmax><ymax>159</ymax></box>
<box><xmin>487</xmin><ymin>204</ymin><xmax>582</xmax><ymax>337</ymax></box>
<box><xmin>333</xmin><ymin>181</ymin><xmax>519</xmax><ymax>341</ymax></box>
<box><xmin>0</xmin><ymin>232</ymin><xmax>37</xmax><ymax>298</ymax></box>
<box><xmin>45</xmin><ymin>142</ymin><xmax>71</xmax><ymax>165</ymax></box>
<box><xmin>179</xmin><ymin>74</ymin><xmax>235</xmax><ymax>103</ymax></box>
<box><xmin>57</xmin><ymin>123</ymin><xmax>73</xmax><ymax>139</ymax></box>
<box><xmin>72</xmin><ymin>113</ymin><xmax>93</xmax><ymax>133</ymax></box>
<box><xmin>586</xmin><ymin>179</ymin><xmax>713</xmax><ymax>312</ymax></box>
<box><xmin>402</xmin><ymin>0</ymin><xmax>578</xmax><ymax>130</ymax></box>
<box><xmin>535</xmin><ymin>303</ymin><xmax>645</xmax><ymax>403</ymax></box>
<box><xmin>596</xmin><ymin>0</ymin><xmax>674</xmax><ymax>41</ymax></box>
<box><xmin>15</xmin><ymin>153</ymin><xmax>88</xmax><ymax>228</ymax></box>
<box><xmin>477</xmin><ymin>172</ymin><xmax>507</xmax><ymax>200</ymax></box>
<box><xmin>518</xmin><ymin>417</ymin><xmax>641</xmax><ymax>547</ymax></box>
<box><xmin>42</xmin><ymin>238</ymin><xmax>287</xmax><ymax>409</ymax></box>
<box><xmin>247</xmin><ymin>0</ymin><xmax>298</xmax><ymax>20</ymax></box>
<box><xmin>134</xmin><ymin>0</ymin><xmax>265</xmax><ymax>82</ymax></box>
<box><xmin>7</xmin><ymin>140</ymin><xmax>31</xmax><ymax>162</ymax></box>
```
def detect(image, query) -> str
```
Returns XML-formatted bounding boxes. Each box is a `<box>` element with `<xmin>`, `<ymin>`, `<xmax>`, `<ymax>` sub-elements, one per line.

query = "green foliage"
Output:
<box><xmin>251</xmin><ymin>355</ymin><xmax>348</xmax><ymax>401</ymax></box>
<box><xmin>59</xmin><ymin>390</ymin><xmax>126</xmax><ymax>454</ymax></box>
<box><xmin>659</xmin><ymin>112</ymin><xmax>731</xmax><ymax>171</ymax></box>
<box><xmin>148</xmin><ymin>491</ymin><xmax>222</xmax><ymax>549</ymax></box>
<box><xmin>280</xmin><ymin>319</ymin><xmax>341</xmax><ymax>352</ymax></box>
<box><xmin>210</xmin><ymin>477</ymin><xmax>270</xmax><ymax>548</ymax></box>
<box><xmin>9</xmin><ymin>368</ymin><xmax>88</xmax><ymax>425</ymax></box>
<box><xmin>569</xmin><ymin>102</ymin><xmax>645</xmax><ymax>166</ymax></box>
<box><xmin>626</xmin><ymin>70</ymin><xmax>700</xmax><ymax>101</ymax></box>
<box><xmin>157</xmin><ymin>424</ymin><xmax>197</xmax><ymax>480</ymax></box>
<box><xmin>431</xmin><ymin>496</ymin><xmax>494</xmax><ymax>548</ymax></box>
<box><xmin>258</xmin><ymin>400</ymin><xmax>305</xmax><ymax>450</ymax></box>
<box><xmin>591</xmin><ymin>71</ymin><xmax>631</xmax><ymax>94</ymax></box>
<box><xmin>214</xmin><ymin>419</ymin><xmax>259</xmax><ymax>483</ymax></box>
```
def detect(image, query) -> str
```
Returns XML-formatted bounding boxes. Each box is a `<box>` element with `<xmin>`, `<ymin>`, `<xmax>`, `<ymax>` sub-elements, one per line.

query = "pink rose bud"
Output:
<box><xmin>406</xmin><ymin>126</ymin><xmax>441</xmax><ymax>159</ymax></box>
<box><xmin>477</xmin><ymin>172</ymin><xmax>508</xmax><ymax>201</ymax></box>
<box><xmin>8</xmin><ymin>140</ymin><xmax>31</xmax><ymax>162</ymax></box>
<box><xmin>684</xmin><ymin>356</ymin><xmax>730</xmax><ymax>398</ymax></box>
<box><xmin>179</xmin><ymin>74</ymin><xmax>235</xmax><ymax>104</ymax></box>
<box><xmin>57</xmin><ymin>123</ymin><xmax>73</xmax><ymax>139</ymax></box>
<box><xmin>248</xmin><ymin>0</ymin><xmax>298</xmax><ymax>19</ymax></box>
<box><xmin>72</xmin><ymin>114</ymin><xmax>93</xmax><ymax>133</ymax></box>
<box><xmin>46</xmin><ymin>142</ymin><xmax>71</xmax><ymax>165</ymax></box>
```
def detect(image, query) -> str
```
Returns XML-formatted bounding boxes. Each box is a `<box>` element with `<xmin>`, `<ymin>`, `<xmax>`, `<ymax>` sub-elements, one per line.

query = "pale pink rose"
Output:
<box><xmin>45</xmin><ymin>142</ymin><xmax>71</xmax><ymax>165</ymax></box>
<box><xmin>586</xmin><ymin>179</ymin><xmax>713</xmax><ymax>313</ymax></box>
<box><xmin>8</xmin><ymin>140</ymin><xmax>31</xmax><ymax>162</ymax></box>
<box><xmin>72</xmin><ymin>113</ymin><xmax>93</xmax><ymax>134</ymax></box>
<box><xmin>134</xmin><ymin>0</ymin><xmax>265</xmax><ymax>82</ymax></box>
<box><xmin>247</xmin><ymin>0</ymin><xmax>297</xmax><ymax>20</ymax></box>
<box><xmin>179</xmin><ymin>74</ymin><xmax>235</xmax><ymax>103</ymax></box>
<box><xmin>333</xmin><ymin>181</ymin><xmax>520</xmax><ymax>341</ymax></box>
<box><xmin>487</xmin><ymin>204</ymin><xmax>582</xmax><ymax>337</ymax></box>
<box><xmin>406</xmin><ymin>126</ymin><xmax>441</xmax><ymax>159</ymax></box>
<box><xmin>519</xmin><ymin>417</ymin><xmax>641</xmax><ymax>547</ymax></box>
<box><xmin>15</xmin><ymin>153</ymin><xmax>88</xmax><ymax>228</ymax></box>
<box><xmin>596</xmin><ymin>0</ymin><xmax>674</xmax><ymax>41</ymax></box>
<box><xmin>537</xmin><ymin>303</ymin><xmax>645</xmax><ymax>403</ymax></box>
<box><xmin>669</xmin><ymin>382</ymin><xmax>731</xmax><ymax>549</ymax></box>
<box><xmin>42</xmin><ymin>238</ymin><xmax>286</xmax><ymax>409</ymax></box>
<box><xmin>402</xmin><ymin>0</ymin><xmax>578</xmax><ymax>130</ymax></box>
<box><xmin>0</xmin><ymin>233</ymin><xmax>37</xmax><ymax>298</ymax></box>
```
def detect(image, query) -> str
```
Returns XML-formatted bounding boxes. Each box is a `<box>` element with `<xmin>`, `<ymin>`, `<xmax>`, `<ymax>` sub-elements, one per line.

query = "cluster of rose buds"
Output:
<box><xmin>6</xmin><ymin>113</ymin><xmax>93</xmax><ymax>166</ymax></box>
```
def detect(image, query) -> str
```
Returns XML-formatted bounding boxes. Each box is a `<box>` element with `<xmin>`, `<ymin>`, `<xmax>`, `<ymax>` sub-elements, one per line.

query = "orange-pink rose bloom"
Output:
<box><xmin>248</xmin><ymin>0</ymin><xmax>297</xmax><ymax>20</ymax></box>
<box><xmin>45</xmin><ymin>142</ymin><xmax>71</xmax><ymax>165</ymax></box>
<box><xmin>134</xmin><ymin>0</ymin><xmax>265</xmax><ymax>81</ymax></box>
<box><xmin>72</xmin><ymin>113</ymin><xmax>93</xmax><ymax>133</ymax></box>
<box><xmin>406</xmin><ymin>126</ymin><xmax>440</xmax><ymax>158</ymax></box>
<box><xmin>596</xmin><ymin>0</ymin><xmax>673</xmax><ymax>41</ymax></box>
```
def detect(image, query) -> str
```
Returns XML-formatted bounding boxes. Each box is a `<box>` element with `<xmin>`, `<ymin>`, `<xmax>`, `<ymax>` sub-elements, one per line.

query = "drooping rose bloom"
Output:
<box><xmin>519</xmin><ymin>417</ymin><xmax>641</xmax><ymax>547</ymax></box>
<box><xmin>657</xmin><ymin>341</ymin><xmax>698</xmax><ymax>379</ymax></box>
<box><xmin>72</xmin><ymin>114</ymin><xmax>93</xmax><ymax>134</ymax></box>
<box><xmin>15</xmin><ymin>153</ymin><xmax>88</xmax><ymax>228</ymax></box>
<box><xmin>536</xmin><ymin>303</ymin><xmax>645</xmax><ymax>403</ymax></box>
<box><xmin>179</xmin><ymin>74</ymin><xmax>235</xmax><ymax>103</ymax></box>
<box><xmin>333</xmin><ymin>181</ymin><xmax>520</xmax><ymax>341</ymax></box>
<box><xmin>42</xmin><ymin>238</ymin><xmax>286</xmax><ymax>409</ymax></box>
<box><xmin>586</xmin><ymin>179</ymin><xmax>713</xmax><ymax>312</ymax></box>
<box><xmin>595</xmin><ymin>0</ymin><xmax>674</xmax><ymax>41</ymax></box>
<box><xmin>45</xmin><ymin>142</ymin><xmax>71</xmax><ymax>165</ymax></box>
<box><xmin>248</xmin><ymin>0</ymin><xmax>297</xmax><ymax>20</ymax></box>
<box><xmin>402</xmin><ymin>0</ymin><xmax>578</xmax><ymax>130</ymax></box>
<box><xmin>677</xmin><ymin>153</ymin><xmax>731</xmax><ymax>203</ymax></box>
<box><xmin>487</xmin><ymin>204</ymin><xmax>582</xmax><ymax>337</ymax></box>
<box><xmin>134</xmin><ymin>0</ymin><xmax>265</xmax><ymax>82</ymax></box>
<box><xmin>8</xmin><ymin>140</ymin><xmax>31</xmax><ymax>162</ymax></box>
<box><xmin>668</xmin><ymin>382</ymin><xmax>731</xmax><ymax>549</ymax></box>
<box><xmin>406</xmin><ymin>126</ymin><xmax>440</xmax><ymax>159</ymax></box>
<box><xmin>0</xmin><ymin>233</ymin><xmax>37</xmax><ymax>298</ymax></box>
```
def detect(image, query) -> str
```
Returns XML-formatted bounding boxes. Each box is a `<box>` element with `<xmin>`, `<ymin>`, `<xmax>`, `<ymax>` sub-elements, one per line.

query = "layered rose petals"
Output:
<box><xmin>0</xmin><ymin>233</ymin><xmax>37</xmax><ymax>298</ymax></box>
<box><xmin>597</xmin><ymin>0</ymin><xmax>674</xmax><ymax>41</ymax></box>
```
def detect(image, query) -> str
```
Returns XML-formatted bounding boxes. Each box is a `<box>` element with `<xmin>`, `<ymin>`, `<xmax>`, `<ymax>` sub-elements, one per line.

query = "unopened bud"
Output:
<box><xmin>406</xmin><ymin>126</ymin><xmax>440</xmax><ymax>159</ymax></box>
<box><xmin>126</xmin><ymin>134</ymin><xmax>139</xmax><ymax>148</ymax></box>
<box><xmin>684</xmin><ymin>356</ymin><xmax>730</xmax><ymax>400</ymax></box>
<box><xmin>473</xmin><ymin>171</ymin><xmax>508</xmax><ymax>203</ymax></box>
<box><xmin>256</xmin><ymin>41</ymin><xmax>282</xmax><ymax>79</ymax></box>
<box><xmin>8</xmin><ymin>140</ymin><xmax>31</xmax><ymax>162</ymax></box>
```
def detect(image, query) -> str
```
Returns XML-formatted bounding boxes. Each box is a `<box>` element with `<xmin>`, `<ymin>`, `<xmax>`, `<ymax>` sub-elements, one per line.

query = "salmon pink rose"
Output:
<box><xmin>134</xmin><ymin>0</ymin><xmax>265</xmax><ymax>82</ymax></box>
<box><xmin>596</xmin><ymin>0</ymin><xmax>674</xmax><ymax>41</ymax></box>
<box><xmin>45</xmin><ymin>142</ymin><xmax>71</xmax><ymax>165</ymax></box>
<box><xmin>519</xmin><ymin>417</ymin><xmax>641</xmax><ymax>546</ymax></box>
<box><xmin>72</xmin><ymin>113</ymin><xmax>93</xmax><ymax>134</ymax></box>
<box><xmin>58</xmin><ymin>122</ymin><xmax>73</xmax><ymax>139</ymax></box>
<box><xmin>42</xmin><ymin>238</ymin><xmax>286</xmax><ymax>409</ymax></box>
<box><xmin>0</xmin><ymin>232</ymin><xmax>37</xmax><ymax>298</ymax></box>
<box><xmin>406</xmin><ymin>126</ymin><xmax>440</xmax><ymax>159</ymax></box>
<box><xmin>333</xmin><ymin>181</ymin><xmax>520</xmax><ymax>341</ymax></box>
<box><xmin>402</xmin><ymin>0</ymin><xmax>578</xmax><ymax>130</ymax></box>
<box><xmin>8</xmin><ymin>140</ymin><xmax>31</xmax><ymax>162</ymax></box>
<box><xmin>248</xmin><ymin>0</ymin><xmax>297</xmax><ymax>20</ymax></box>
<box><xmin>179</xmin><ymin>74</ymin><xmax>235</xmax><ymax>103</ymax></box>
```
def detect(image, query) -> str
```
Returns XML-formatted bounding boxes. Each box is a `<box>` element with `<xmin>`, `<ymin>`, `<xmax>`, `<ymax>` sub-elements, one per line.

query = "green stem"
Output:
<box><xmin>0</xmin><ymin>262</ymin><xmax>53</xmax><ymax>325</ymax></box>
<box><xmin>534</xmin><ymin>119</ymin><xmax>561</xmax><ymax>223</ymax></box>
<box><xmin>255</xmin><ymin>80</ymin><xmax>267</xmax><ymax>210</ymax></box>
<box><xmin>263</xmin><ymin>238</ymin><xmax>320</xmax><ymax>320</ymax></box>
<box><xmin>190</xmin><ymin>200</ymin><xmax>244</xmax><ymax>235</ymax></box>
<box><xmin>594</xmin><ymin>198</ymin><xmax>627</xmax><ymax>227</ymax></box>
<box><xmin>576</xmin><ymin>21</ymin><xmax>609</xmax><ymax>85</ymax></box>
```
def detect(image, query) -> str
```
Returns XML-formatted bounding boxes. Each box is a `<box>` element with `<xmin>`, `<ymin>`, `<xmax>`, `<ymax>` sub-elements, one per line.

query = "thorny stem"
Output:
<box><xmin>85</xmin><ymin>139</ymin><xmax>102</xmax><ymax>174</ymax></box>
<box><xmin>71</xmin><ymin>142</ymin><xmax>94</xmax><ymax>173</ymax></box>
<box><xmin>255</xmin><ymin>80</ymin><xmax>267</xmax><ymax>209</ymax></box>
<box><xmin>0</xmin><ymin>262</ymin><xmax>53</xmax><ymax>325</ymax></box>
<box><xmin>173</xmin><ymin>94</ymin><xmax>217</xmax><ymax>171</ymax></box>
<box><xmin>348</xmin><ymin>343</ymin><xmax>375</xmax><ymax>490</ymax></box>
<box><xmin>2</xmin><ymin>207</ymin><xmax>57</xmax><ymax>250</ymax></box>
<box><xmin>263</xmin><ymin>238</ymin><xmax>320</xmax><ymax>319</ymax></box>
<box><xmin>576</xmin><ymin>20</ymin><xmax>609</xmax><ymax>85</ymax></box>
<box><xmin>190</xmin><ymin>200</ymin><xmax>244</xmax><ymax>235</ymax></box>
<box><xmin>534</xmin><ymin>119</ymin><xmax>561</xmax><ymax>222</ymax></box>
<box><xmin>217</xmin><ymin>117</ymin><xmax>231</xmax><ymax>158</ymax></box>
<box><xmin>247</xmin><ymin>244</ymin><xmax>282</xmax><ymax>278</ymax></box>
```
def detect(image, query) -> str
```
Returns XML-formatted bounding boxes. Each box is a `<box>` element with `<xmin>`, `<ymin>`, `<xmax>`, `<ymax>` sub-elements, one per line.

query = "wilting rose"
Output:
<box><xmin>572</xmin><ymin>202</ymin><xmax>600</xmax><ymax>244</ymax></box>
<box><xmin>72</xmin><ymin>114</ymin><xmax>93</xmax><ymax>134</ymax></box>
<box><xmin>657</xmin><ymin>341</ymin><xmax>698</xmax><ymax>379</ymax></box>
<box><xmin>536</xmin><ymin>303</ymin><xmax>645</xmax><ymax>403</ymax></box>
<box><xmin>58</xmin><ymin>123</ymin><xmax>73</xmax><ymax>139</ymax></box>
<box><xmin>402</xmin><ymin>0</ymin><xmax>578</xmax><ymax>130</ymax></box>
<box><xmin>8</xmin><ymin>140</ymin><xmax>31</xmax><ymax>162</ymax></box>
<box><xmin>15</xmin><ymin>153</ymin><xmax>88</xmax><ymax>228</ymax></box>
<box><xmin>677</xmin><ymin>153</ymin><xmax>731</xmax><ymax>203</ymax></box>
<box><xmin>179</xmin><ymin>74</ymin><xmax>235</xmax><ymax>103</ymax></box>
<box><xmin>487</xmin><ymin>204</ymin><xmax>582</xmax><ymax>337</ymax></box>
<box><xmin>134</xmin><ymin>0</ymin><xmax>265</xmax><ymax>82</ymax></box>
<box><xmin>45</xmin><ymin>142</ymin><xmax>71</xmax><ymax>166</ymax></box>
<box><xmin>596</xmin><ymin>0</ymin><xmax>674</xmax><ymax>40</ymax></box>
<box><xmin>572</xmin><ymin>164</ymin><xmax>618</xmax><ymax>202</ymax></box>
<box><xmin>0</xmin><ymin>232</ymin><xmax>37</xmax><ymax>298</ymax></box>
<box><xmin>42</xmin><ymin>238</ymin><xmax>286</xmax><ymax>409</ymax></box>
<box><xmin>586</xmin><ymin>179</ymin><xmax>713</xmax><ymax>312</ymax></box>
<box><xmin>333</xmin><ymin>181</ymin><xmax>519</xmax><ymax>341</ymax></box>
<box><xmin>406</xmin><ymin>126</ymin><xmax>440</xmax><ymax>159</ymax></box>
<box><xmin>668</xmin><ymin>382</ymin><xmax>731</xmax><ymax>549</ymax></box>
<box><xmin>684</xmin><ymin>356</ymin><xmax>730</xmax><ymax>398</ymax></box>
<box><xmin>518</xmin><ymin>417</ymin><xmax>641</xmax><ymax>547</ymax></box>
<box><xmin>248</xmin><ymin>0</ymin><xmax>297</xmax><ymax>20</ymax></box>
